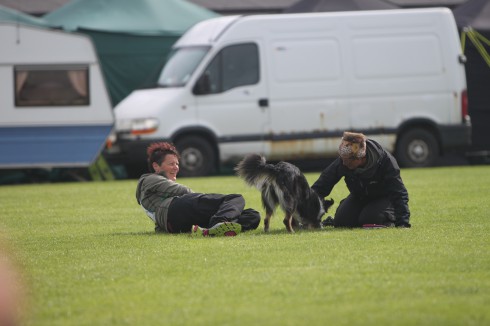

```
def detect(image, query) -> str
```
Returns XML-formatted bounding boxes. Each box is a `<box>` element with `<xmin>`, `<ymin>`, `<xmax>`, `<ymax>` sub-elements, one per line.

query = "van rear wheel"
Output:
<box><xmin>396</xmin><ymin>129</ymin><xmax>439</xmax><ymax>168</ymax></box>
<box><xmin>175</xmin><ymin>136</ymin><xmax>216</xmax><ymax>177</ymax></box>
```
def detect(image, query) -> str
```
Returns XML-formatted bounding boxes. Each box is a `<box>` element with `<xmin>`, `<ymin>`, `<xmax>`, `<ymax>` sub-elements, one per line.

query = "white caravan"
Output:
<box><xmin>109</xmin><ymin>8</ymin><xmax>470</xmax><ymax>177</ymax></box>
<box><xmin>0</xmin><ymin>23</ymin><xmax>113</xmax><ymax>168</ymax></box>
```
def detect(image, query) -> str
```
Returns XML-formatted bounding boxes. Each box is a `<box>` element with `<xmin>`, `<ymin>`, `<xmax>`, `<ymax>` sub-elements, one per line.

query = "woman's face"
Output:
<box><xmin>153</xmin><ymin>154</ymin><xmax>179</xmax><ymax>181</ymax></box>
<box><xmin>340</xmin><ymin>156</ymin><xmax>366</xmax><ymax>170</ymax></box>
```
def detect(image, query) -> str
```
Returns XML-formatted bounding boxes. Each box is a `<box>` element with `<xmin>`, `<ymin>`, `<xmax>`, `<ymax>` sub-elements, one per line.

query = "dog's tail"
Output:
<box><xmin>234</xmin><ymin>154</ymin><xmax>275</xmax><ymax>190</ymax></box>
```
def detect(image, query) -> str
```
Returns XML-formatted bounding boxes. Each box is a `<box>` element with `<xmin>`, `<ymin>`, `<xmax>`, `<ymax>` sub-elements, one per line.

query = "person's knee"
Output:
<box><xmin>235</xmin><ymin>208</ymin><xmax>261</xmax><ymax>231</ymax></box>
<box><xmin>358</xmin><ymin>199</ymin><xmax>394</xmax><ymax>226</ymax></box>
<box><xmin>358</xmin><ymin>213</ymin><xmax>385</xmax><ymax>226</ymax></box>
<box><xmin>250</xmin><ymin>216</ymin><xmax>260</xmax><ymax>230</ymax></box>
<box><xmin>333</xmin><ymin>213</ymin><xmax>357</xmax><ymax>228</ymax></box>
<box><xmin>333</xmin><ymin>197</ymin><xmax>359</xmax><ymax>227</ymax></box>
<box><xmin>227</xmin><ymin>193</ymin><xmax>244</xmax><ymax>201</ymax></box>
<box><xmin>231</xmin><ymin>194</ymin><xmax>245</xmax><ymax>209</ymax></box>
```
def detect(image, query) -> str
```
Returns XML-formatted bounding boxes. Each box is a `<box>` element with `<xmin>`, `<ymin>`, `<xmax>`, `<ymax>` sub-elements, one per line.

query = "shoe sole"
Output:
<box><xmin>190</xmin><ymin>225</ymin><xmax>202</xmax><ymax>237</ymax></box>
<box><xmin>207</xmin><ymin>222</ymin><xmax>242</xmax><ymax>237</ymax></box>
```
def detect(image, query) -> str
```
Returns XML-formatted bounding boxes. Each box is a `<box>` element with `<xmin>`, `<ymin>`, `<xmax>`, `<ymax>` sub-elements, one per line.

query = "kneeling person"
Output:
<box><xmin>312</xmin><ymin>132</ymin><xmax>411</xmax><ymax>228</ymax></box>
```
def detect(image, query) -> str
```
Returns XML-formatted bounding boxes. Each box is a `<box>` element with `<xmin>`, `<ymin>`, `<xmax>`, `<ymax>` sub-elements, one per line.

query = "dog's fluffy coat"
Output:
<box><xmin>235</xmin><ymin>154</ymin><xmax>333</xmax><ymax>232</ymax></box>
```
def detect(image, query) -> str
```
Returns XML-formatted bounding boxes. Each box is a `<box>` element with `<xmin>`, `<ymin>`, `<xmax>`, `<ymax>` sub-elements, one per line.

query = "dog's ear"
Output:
<box><xmin>322</xmin><ymin>198</ymin><xmax>334</xmax><ymax>211</ymax></box>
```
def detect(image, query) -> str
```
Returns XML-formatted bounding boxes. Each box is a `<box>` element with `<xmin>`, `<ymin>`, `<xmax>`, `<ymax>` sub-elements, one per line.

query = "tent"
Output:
<box><xmin>453</xmin><ymin>0</ymin><xmax>490</xmax><ymax>157</ymax></box>
<box><xmin>0</xmin><ymin>4</ymin><xmax>50</xmax><ymax>27</ymax></box>
<box><xmin>283</xmin><ymin>0</ymin><xmax>398</xmax><ymax>13</ymax></box>
<box><xmin>44</xmin><ymin>0</ymin><xmax>219</xmax><ymax>106</ymax></box>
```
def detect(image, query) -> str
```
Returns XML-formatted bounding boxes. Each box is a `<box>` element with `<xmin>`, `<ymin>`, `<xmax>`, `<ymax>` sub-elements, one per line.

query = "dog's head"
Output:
<box><xmin>300</xmin><ymin>193</ymin><xmax>334</xmax><ymax>230</ymax></box>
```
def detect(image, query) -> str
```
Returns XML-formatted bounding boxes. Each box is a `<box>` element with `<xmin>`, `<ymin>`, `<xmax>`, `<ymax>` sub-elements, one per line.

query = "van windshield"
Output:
<box><xmin>157</xmin><ymin>46</ymin><xmax>210</xmax><ymax>87</ymax></box>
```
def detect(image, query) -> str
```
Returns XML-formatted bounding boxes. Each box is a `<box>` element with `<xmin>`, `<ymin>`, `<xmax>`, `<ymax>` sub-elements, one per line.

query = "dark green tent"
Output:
<box><xmin>453</xmin><ymin>0</ymin><xmax>490</xmax><ymax>158</ymax></box>
<box><xmin>44</xmin><ymin>0</ymin><xmax>219</xmax><ymax>106</ymax></box>
<box><xmin>0</xmin><ymin>4</ymin><xmax>50</xmax><ymax>27</ymax></box>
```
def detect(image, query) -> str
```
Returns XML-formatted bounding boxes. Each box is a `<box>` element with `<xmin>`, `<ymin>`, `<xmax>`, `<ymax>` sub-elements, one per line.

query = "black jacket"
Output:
<box><xmin>312</xmin><ymin>139</ymin><xmax>410</xmax><ymax>227</ymax></box>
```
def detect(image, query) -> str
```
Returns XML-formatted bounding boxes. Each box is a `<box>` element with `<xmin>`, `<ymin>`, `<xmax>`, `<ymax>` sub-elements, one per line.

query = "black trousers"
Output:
<box><xmin>334</xmin><ymin>194</ymin><xmax>395</xmax><ymax>228</ymax></box>
<box><xmin>166</xmin><ymin>193</ymin><xmax>259</xmax><ymax>233</ymax></box>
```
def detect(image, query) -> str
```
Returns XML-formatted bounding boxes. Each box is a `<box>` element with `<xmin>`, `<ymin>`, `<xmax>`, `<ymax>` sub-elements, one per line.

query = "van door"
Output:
<box><xmin>265</xmin><ymin>38</ymin><xmax>350</xmax><ymax>160</ymax></box>
<box><xmin>194</xmin><ymin>42</ymin><xmax>270</xmax><ymax>163</ymax></box>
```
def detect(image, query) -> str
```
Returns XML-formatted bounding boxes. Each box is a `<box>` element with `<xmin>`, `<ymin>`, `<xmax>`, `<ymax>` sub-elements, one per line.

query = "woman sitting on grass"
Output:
<box><xmin>136</xmin><ymin>142</ymin><xmax>260</xmax><ymax>236</ymax></box>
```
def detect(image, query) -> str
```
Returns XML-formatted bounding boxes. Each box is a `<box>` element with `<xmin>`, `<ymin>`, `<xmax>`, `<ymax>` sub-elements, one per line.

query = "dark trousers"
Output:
<box><xmin>334</xmin><ymin>194</ymin><xmax>395</xmax><ymax>228</ymax></box>
<box><xmin>167</xmin><ymin>193</ymin><xmax>259</xmax><ymax>233</ymax></box>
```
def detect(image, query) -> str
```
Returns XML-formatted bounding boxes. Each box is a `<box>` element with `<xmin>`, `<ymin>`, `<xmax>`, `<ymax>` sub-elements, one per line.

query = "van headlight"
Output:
<box><xmin>117</xmin><ymin>118</ymin><xmax>159</xmax><ymax>135</ymax></box>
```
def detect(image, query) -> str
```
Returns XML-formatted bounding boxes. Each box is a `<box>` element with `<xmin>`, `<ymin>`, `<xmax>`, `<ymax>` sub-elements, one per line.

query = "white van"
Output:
<box><xmin>108</xmin><ymin>8</ymin><xmax>471</xmax><ymax>177</ymax></box>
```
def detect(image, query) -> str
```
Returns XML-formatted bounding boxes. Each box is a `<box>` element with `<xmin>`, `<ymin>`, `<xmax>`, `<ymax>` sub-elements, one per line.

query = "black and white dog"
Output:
<box><xmin>235</xmin><ymin>154</ymin><xmax>333</xmax><ymax>233</ymax></box>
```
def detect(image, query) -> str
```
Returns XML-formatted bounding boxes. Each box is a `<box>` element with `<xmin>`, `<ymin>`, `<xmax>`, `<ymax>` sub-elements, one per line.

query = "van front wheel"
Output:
<box><xmin>396</xmin><ymin>129</ymin><xmax>439</xmax><ymax>168</ymax></box>
<box><xmin>175</xmin><ymin>136</ymin><xmax>216</xmax><ymax>177</ymax></box>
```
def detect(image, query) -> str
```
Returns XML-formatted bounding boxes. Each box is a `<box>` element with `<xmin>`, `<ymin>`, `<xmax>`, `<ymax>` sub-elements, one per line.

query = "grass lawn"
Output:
<box><xmin>1</xmin><ymin>165</ymin><xmax>489</xmax><ymax>325</ymax></box>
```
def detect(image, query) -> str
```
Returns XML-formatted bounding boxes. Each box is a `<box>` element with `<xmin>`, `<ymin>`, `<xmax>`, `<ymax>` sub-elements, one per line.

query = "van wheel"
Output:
<box><xmin>175</xmin><ymin>136</ymin><xmax>216</xmax><ymax>177</ymax></box>
<box><xmin>396</xmin><ymin>129</ymin><xmax>439</xmax><ymax>168</ymax></box>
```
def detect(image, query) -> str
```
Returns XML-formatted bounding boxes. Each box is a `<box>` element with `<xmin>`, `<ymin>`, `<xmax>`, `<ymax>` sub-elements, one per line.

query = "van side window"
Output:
<box><xmin>195</xmin><ymin>43</ymin><xmax>259</xmax><ymax>95</ymax></box>
<box><xmin>14</xmin><ymin>65</ymin><xmax>90</xmax><ymax>107</ymax></box>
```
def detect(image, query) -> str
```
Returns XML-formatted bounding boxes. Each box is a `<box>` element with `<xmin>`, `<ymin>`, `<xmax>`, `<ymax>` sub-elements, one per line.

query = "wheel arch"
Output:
<box><xmin>396</xmin><ymin>118</ymin><xmax>443</xmax><ymax>156</ymax></box>
<box><xmin>171</xmin><ymin>126</ymin><xmax>220</xmax><ymax>172</ymax></box>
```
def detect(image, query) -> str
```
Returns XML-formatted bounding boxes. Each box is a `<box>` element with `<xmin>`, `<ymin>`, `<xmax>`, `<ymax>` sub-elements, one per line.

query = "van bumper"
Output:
<box><xmin>439</xmin><ymin>121</ymin><xmax>472</xmax><ymax>151</ymax></box>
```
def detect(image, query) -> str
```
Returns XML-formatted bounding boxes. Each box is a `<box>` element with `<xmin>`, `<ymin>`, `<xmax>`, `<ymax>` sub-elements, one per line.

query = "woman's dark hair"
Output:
<box><xmin>146</xmin><ymin>142</ymin><xmax>180</xmax><ymax>172</ymax></box>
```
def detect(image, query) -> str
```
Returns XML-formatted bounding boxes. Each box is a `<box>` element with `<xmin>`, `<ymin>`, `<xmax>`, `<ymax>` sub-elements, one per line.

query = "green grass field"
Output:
<box><xmin>1</xmin><ymin>166</ymin><xmax>490</xmax><ymax>325</ymax></box>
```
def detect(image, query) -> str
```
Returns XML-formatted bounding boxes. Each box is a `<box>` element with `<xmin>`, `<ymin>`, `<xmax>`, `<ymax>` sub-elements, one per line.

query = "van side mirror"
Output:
<box><xmin>193</xmin><ymin>74</ymin><xmax>211</xmax><ymax>95</ymax></box>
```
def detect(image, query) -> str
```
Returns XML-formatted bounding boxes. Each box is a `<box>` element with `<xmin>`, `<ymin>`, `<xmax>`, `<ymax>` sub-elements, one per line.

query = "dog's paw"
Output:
<box><xmin>321</xmin><ymin>216</ymin><xmax>335</xmax><ymax>227</ymax></box>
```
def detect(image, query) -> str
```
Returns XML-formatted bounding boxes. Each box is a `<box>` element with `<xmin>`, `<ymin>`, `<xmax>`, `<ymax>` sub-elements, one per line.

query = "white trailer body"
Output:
<box><xmin>0</xmin><ymin>23</ymin><xmax>114</xmax><ymax>168</ymax></box>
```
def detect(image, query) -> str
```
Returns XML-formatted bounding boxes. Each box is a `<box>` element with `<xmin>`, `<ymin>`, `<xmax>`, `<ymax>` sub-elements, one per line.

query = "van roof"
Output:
<box><xmin>174</xmin><ymin>15</ymin><xmax>240</xmax><ymax>47</ymax></box>
<box><xmin>174</xmin><ymin>8</ymin><xmax>454</xmax><ymax>47</ymax></box>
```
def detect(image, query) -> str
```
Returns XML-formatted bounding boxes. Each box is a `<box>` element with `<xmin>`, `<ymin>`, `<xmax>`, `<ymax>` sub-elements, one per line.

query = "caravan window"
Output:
<box><xmin>14</xmin><ymin>65</ymin><xmax>89</xmax><ymax>107</ymax></box>
<box><xmin>196</xmin><ymin>43</ymin><xmax>259</xmax><ymax>95</ymax></box>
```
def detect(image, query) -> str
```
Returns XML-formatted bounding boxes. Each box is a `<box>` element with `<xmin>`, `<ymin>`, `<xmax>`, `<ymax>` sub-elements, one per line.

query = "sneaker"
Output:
<box><xmin>190</xmin><ymin>222</ymin><xmax>242</xmax><ymax>237</ymax></box>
